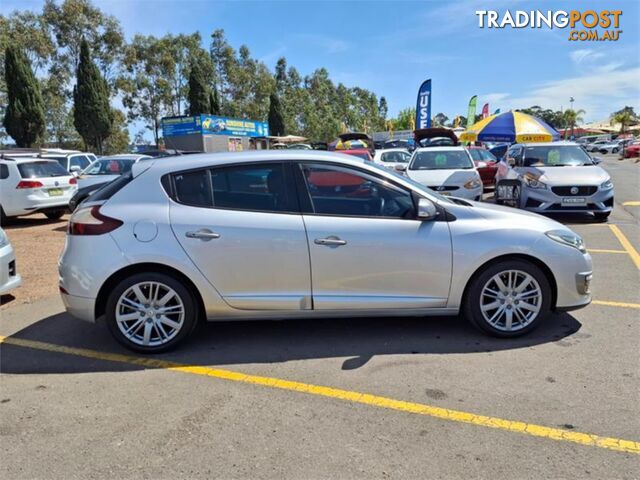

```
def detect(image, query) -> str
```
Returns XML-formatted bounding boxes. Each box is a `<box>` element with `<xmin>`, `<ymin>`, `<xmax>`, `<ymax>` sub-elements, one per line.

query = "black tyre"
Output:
<box><xmin>0</xmin><ymin>206</ymin><xmax>8</xmax><ymax>226</ymax></box>
<box><xmin>463</xmin><ymin>259</ymin><xmax>552</xmax><ymax>338</ymax></box>
<box><xmin>593</xmin><ymin>212</ymin><xmax>610</xmax><ymax>222</ymax></box>
<box><xmin>612</xmin><ymin>148</ymin><xmax>619</xmax><ymax>154</ymax></box>
<box><xmin>44</xmin><ymin>210</ymin><xmax>65</xmax><ymax>220</ymax></box>
<box><xmin>105</xmin><ymin>272</ymin><xmax>197</xmax><ymax>353</ymax></box>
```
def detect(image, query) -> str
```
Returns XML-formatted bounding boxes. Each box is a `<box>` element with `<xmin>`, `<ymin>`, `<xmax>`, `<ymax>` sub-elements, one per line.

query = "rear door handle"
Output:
<box><xmin>186</xmin><ymin>229</ymin><xmax>220</xmax><ymax>241</ymax></box>
<box><xmin>314</xmin><ymin>236</ymin><xmax>347</xmax><ymax>247</ymax></box>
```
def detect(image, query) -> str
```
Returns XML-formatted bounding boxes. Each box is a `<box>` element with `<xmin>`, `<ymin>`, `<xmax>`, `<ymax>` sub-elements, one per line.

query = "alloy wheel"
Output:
<box><xmin>479</xmin><ymin>270</ymin><xmax>542</xmax><ymax>332</ymax></box>
<box><xmin>115</xmin><ymin>281</ymin><xmax>185</xmax><ymax>347</ymax></box>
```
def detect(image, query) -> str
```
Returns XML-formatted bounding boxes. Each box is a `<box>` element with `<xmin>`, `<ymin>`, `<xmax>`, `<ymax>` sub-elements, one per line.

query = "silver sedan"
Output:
<box><xmin>59</xmin><ymin>151</ymin><xmax>593</xmax><ymax>352</ymax></box>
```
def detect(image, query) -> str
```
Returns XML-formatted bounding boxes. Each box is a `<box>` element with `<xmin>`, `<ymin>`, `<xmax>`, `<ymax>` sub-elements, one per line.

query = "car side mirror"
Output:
<box><xmin>395</xmin><ymin>164</ymin><xmax>407</xmax><ymax>172</ymax></box>
<box><xmin>507</xmin><ymin>157</ymin><xmax>516</xmax><ymax>166</ymax></box>
<box><xmin>70</xmin><ymin>166</ymin><xmax>81</xmax><ymax>175</ymax></box>
<box><xmin>476</xmin><ymin>161</ymin><xmax>487</xmax><ymax>168</ymax></box>
<box><xmin>592</xmin><ymin>156</ymin><xmax>602</xmax><ymax>164</ymax></box>
<box><xmin>417</xmin><ymin>198</ymin><xmax>438</xmax><ymax>220</ymax></box>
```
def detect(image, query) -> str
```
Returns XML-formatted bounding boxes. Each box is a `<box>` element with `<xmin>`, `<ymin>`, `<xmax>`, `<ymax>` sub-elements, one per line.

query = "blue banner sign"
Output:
<box><xmin>162</xmin><ymin>115</ymin><xmax>269</xmax><ymax>138</ymax></box>
<box><xmin>415</xmin><ymin>79</ymin><xmax>432</xmax><ymax>129</ymax></box>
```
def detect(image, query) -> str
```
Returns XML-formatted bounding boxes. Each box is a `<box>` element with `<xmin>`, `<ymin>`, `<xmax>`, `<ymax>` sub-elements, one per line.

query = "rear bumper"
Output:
<box><xmin>8</xmin><ymin>197</ymin><xmax>73</xmax><ymax>216</ymax></box>
<box><xmin>60</xmin><ymin>291</ymin><xmax>96</xmax><ymax>322</ymax></box>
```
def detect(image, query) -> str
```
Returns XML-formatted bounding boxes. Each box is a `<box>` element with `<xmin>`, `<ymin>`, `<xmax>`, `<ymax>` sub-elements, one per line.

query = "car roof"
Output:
<box><xmin>517</xmin><ymin>141</ymin><xmax>579</xmax><ymax>147</ymax></box>
<box><xmin>98</xmin><ymin>154</ymin><xmax>150</xmax><ymax>161</ymax></box>
<box><xmin>139</xmin><ymin>150</ymin><xmax>371</xmax><ymax>176</ymax></box>
<box><xmin>413</xmin><ymin>146</ymin><xmax>466</xmax><ymax>152</ymax></box>
<box><xmin>1</xmin><ymin>156</ymin><xmax>59</xmax><ymax>164</ymax></box>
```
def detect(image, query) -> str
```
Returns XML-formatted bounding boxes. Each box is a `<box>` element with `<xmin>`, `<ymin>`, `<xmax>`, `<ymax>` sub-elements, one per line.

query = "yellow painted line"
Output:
<box><xmin>622</xmin><ymin>201</ymin><xmax>640</xmax><ymax>207</ymax></box>
<box><xmin>587</xmin><ymin>249</ymin><xmax>627</xmax><ymax>254</ymax></box>
<box><xmin>592</xmin><ymin>300</ymin><xmax>640</xmax><ymax>309</ymax></box>
<box><xmin>609</xmin><ymin>224</ymin><xmax>640</xmax><ymax>270</ymax></box>
<box><xmin>0</xmin><ymin>335</ymin><xmax>638</xmax><ymax>455</ymax></box>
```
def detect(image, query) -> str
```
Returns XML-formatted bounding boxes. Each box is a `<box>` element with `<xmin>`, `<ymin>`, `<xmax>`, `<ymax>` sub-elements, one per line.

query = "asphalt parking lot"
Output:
<box><xmin>1</xmin><ymin>154</ymin><xmax>638</xmax><ymax>479</ymax></box>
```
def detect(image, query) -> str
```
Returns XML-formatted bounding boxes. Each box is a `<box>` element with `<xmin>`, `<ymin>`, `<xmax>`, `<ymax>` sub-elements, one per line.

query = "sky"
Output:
<box><xmin>3</xmin><ymin>0</ymin><xmax>640</xmax><ymax>127</ymax></box>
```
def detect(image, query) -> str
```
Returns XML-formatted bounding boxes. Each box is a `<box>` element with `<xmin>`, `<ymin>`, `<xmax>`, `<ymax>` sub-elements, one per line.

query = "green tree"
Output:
<box><xmin>563</xmin><ymin>108</ymin><xmax>585</xmax><ymax>138</ymax></box>
<box><xmin>209</xmin><ymin>87</ymin><xmax>221</xmax><ymax>115</ymax></box>
<box><xmin>187</xmin><ymin>55</ymin><xmax>210</xmax><ymax>115</ymax></box>
<box><xmin>433</xmin><ymin>112</ymin><xmax>449</xmax><ymax>127</ymax></box>
<box><xmin>103</xmin><ymin>108</ymin><xmax>130</xmax><ymax>155</ymax></box>
<box><xmin>391</xmin><ymin>107</ymin><xmax>416</xmax><ymax>130</ymax></box>
<box><xmin>268</xmin><ymin>92</ymin><xmax>285</xmax><ymax>136</ymax></box>
<box><xmin>3</xmin><ymin>45</ymin><xmax>46</xmax><ymax>147</ymax></box>
<box><xmin>611</xmin><ymin>107</ymin><xmax>638</xmax><ymax>155</ymax></box>
<box><xmin>73</xmin><ymin>39</ymin><xmax>112</xmax><ymax>153</ymax></box>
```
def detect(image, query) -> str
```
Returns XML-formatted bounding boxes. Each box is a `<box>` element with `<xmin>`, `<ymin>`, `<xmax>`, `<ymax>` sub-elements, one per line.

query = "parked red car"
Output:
<box><xmin>467</xmin><ymin>146</ymin><xmax>499</xmax><ymax>187</ymax></box>
<box><xmin>623</xmin><ymin>142</ymin><xmax>640</xmax><ymax>158</ymax></box>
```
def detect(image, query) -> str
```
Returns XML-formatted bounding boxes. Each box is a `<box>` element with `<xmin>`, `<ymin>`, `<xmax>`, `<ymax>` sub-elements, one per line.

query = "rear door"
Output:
<box><xmin>295</xmin><ymin>162</ymin><xmax>452</xmax><ymax>310</ymax></box>
<box><xmin>17</xmin><ymin>160</ymin><xmax>75</xmax><ymax>200</ymax></box>
<box><xmin>169</xmin><ymin>162</ymin><xmax>312</xmax><ymax>311</ymax></box>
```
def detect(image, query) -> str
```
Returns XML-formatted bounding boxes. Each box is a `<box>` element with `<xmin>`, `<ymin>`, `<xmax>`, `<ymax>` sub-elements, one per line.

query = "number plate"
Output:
<box><xmin>48</xmin><ymin>188</ymin><xmax>63</xmax><ymax>197</ymax></box>
<box><xmin>562</xmin><ymin>197</ymin><xmax>586</xmax><ymax>204</ymax></box>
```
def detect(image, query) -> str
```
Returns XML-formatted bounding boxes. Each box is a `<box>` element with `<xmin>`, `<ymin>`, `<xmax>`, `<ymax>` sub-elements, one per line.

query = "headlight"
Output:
<box><xmin>600</xmin><ymin>179</ymin><xmax>613</xmax><ymax>190</ymax></box>
<box><xmin>522</xmin><ymin>174</ymin><xmax>548</xmax><ymax>190</ymax></box>
<box><xmin>464</xmin><ymin>179</ymin><xmax>482</xmax><ymax>189</ymax></box>
<box><xmin>546</xmin><ymin>230</ymin><xmax>586</xmax><ymax>253</ymax></box>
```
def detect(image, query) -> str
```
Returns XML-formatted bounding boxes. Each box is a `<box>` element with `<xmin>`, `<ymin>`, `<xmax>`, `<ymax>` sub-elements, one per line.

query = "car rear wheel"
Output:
<box><xmin>463</xmin><ymin>259</ymin><xmax>551</xmax><ymax>337</ymax></box>
<box><xmin>105</xmin><ymin>273</ymin><xmax>197</xmax><ymax>353</ymax></box>
<box><xmin>44</xmin><ymin>210</ymin><xmax>65</xmax><ymax>220</ymax></box>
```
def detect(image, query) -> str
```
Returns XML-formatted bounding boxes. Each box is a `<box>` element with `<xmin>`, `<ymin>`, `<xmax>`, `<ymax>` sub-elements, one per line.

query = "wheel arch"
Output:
<box><xmin>95</xmin><ymin>262</ymin><xmax>206</xmax><ymax>321</ymax></box>
<box><xmin>462</xmin><ymin>253</ymin><xmax>558</xmax><ymax>309</ymax></box>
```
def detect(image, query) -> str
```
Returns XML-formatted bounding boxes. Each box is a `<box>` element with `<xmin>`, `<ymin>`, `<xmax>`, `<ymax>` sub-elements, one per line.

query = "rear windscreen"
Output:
<box><xmin>18</xmin><ymin>161</ymin><xmax>69</xmax><ymax>178</ymax></box>
<box><xmin>88</xmin><ymin>172</ymin><xmax>133</xmax><ymax>202</ymax></box>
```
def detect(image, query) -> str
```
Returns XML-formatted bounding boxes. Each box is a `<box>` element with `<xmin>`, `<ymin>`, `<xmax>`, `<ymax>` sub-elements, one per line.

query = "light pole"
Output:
<box><xmin>569</xmin><ymin>97</ymin><xmax>575</xmax><ymax>138</ymax></box>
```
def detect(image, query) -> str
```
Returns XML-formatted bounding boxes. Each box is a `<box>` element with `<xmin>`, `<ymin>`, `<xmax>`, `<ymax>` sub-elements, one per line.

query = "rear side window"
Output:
<box><xmin>173</xmin><ymin>170</ymin><xmax>213</xmax><ymax>207</ymax></box>
<box><xmin>169</xmin><ymin>163</ymin><xmax>295</xmax><ymax>213</ymax></box>
<box><xmin>0</xmin><ymin>164</ymin><xmax>9</xmax><ymax>179</ymax></box>
<box><xmin>18</xmin><ymin>161</ymin><xmax>68</xmax><ymax>178</ymax></box>
<box><xmin>90</xmin><ymin>172</ymin><xmax>134</xmax><ymax>202</ymax></box>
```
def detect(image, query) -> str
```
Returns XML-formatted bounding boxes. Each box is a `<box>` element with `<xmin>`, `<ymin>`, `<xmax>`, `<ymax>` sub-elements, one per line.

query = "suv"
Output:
<box><xmin>494</xmin><ymin>142</ymin><xmax>614</xmax><ymax>220</ymax></box>
<box><xmin>0</xmin><ymin>155</ymin><xmax>77</xmax><ymax>222</ymax></box>
<box><xmin>40</xmin><ymin>149</ymin><xmax>97</xmax><ymax>176</ymax></box>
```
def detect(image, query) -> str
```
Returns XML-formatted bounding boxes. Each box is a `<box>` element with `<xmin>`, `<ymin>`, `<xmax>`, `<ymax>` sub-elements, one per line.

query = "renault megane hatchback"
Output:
<box><xmin>59</xmin><ymin>151</ymin><xmax>593</xmax><ymax>352</ymax></box>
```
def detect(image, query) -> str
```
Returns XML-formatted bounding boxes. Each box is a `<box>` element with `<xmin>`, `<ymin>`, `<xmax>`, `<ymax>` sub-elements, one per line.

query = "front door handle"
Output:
<box><xmin>186</xmin><ymin>229</ymin><xmax>220</xmax><ymax>241</ymax></box>
<box><xmin>314</xmin><ymin>236</ymin><xmax>347</xmax><ymax>247</ymax></box>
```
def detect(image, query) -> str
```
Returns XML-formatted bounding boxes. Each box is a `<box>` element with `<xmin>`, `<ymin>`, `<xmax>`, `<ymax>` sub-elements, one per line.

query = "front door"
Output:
<box><xmin>296</xmin><ymin>162</ymin><xmax>452</xmax><ymax>310</ymax></box>
<box><xmin>169</xmin><ymin>162</ymin><xmax>311</xmax><ymax>310</ymax></box>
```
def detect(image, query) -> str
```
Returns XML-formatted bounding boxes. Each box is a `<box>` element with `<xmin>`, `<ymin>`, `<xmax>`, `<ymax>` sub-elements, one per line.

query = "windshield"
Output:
<box><xmin>82</xmin><ymin>158</ymin><xmax>135</xmax><ymax>175</ymax></box>
<box><xmin>18</xmin><ymin>161</ymin><xmax>69</xmax><ymax>178</ymax></box>
<box><xmin>523</xmin><ymin>145</ymin><xmax>595</xmax><ymax>167</ymax></box>
<box><xmin>380</xmin><ymin>151</ymin><xmax>410</xmax><ymax>163</ymax></box>
<box><xmin>468</xmin><ymin>149</ymin><xmax>497</xmax><ymax>162</ymax></box>
<box><xmin>410</xmin><ymin>150</ymin><xmax>474</xmax><ymax>170</ymax></box>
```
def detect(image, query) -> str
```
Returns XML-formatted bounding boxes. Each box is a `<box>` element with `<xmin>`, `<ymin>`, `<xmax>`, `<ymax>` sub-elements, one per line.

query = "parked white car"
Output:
<box><xmin>402</xmin><ymin>146</ymin><xmax>483</xmax><ymax>200</ymax></box>
<box><xmin>0</xmin><ymin>156</ymin><xmax>78</xmax><ymax>222</ymax></box>
<box><xmin>0</xmin><ymin>227</ymin><xmax>21</xmax><ymax>295</ymax></box>
<box><xmin>40</xmin><ymin>149</ymin><xmax>97</xmax><ymax>176</ymax></box>
<box><xmin>585</xmin><ymin>140</ymin><xmax>609</xmax><ymax>152</ymax></box>
<box><xmin>372</xmin><ymin>148</ymin><xmax>411</xmax><ymax>170</ymax></box>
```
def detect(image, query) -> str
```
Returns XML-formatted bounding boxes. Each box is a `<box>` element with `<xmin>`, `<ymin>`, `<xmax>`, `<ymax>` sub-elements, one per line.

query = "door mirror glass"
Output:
<box><xmin>417</xmin><ymin>198</ymin><xmax>438</xmax><ymax>220</ymax></box>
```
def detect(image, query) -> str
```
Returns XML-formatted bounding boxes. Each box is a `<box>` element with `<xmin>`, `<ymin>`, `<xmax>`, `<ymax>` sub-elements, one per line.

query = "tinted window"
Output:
<box><xmin>380</xmin><ymin>151</ymin><xmax>410</xmax><ymax>163</ymax></box>
<box><xmin>523</xmin><ymin>146</ymin><xmax>594</xmax><ymax>167</ymax></box>
<box><xmin>173</xmin><ymin>170</ymin><xmax>213</xmax><ymax>207</ymax></box>
<box><xmin>0</xmin><ymin>164</ymin><xmax>8</xmax><ymax>179</ymax></box>
<box><xmin>42</xmin><ymin>155</ymin><xmax>67</xmax><ymax>169</ymax></box>
<box><xmin>211</xmin><ymin>163</ymin><xmax>293</xmax><ymax>212</ymax></box>
<box><xmin>300</xmin><ymin>164</ymin><xmax>414</xmax><ymax>218</ymax></box>
<box><xmin>410</xmin><ymin>150</ymin><xmax>474</xmax><ymax>170</ymax></box>
<box><xmin>18</xmin><ymin>161</ymin><xmax>68</xmax><ymax>178</ymax></box>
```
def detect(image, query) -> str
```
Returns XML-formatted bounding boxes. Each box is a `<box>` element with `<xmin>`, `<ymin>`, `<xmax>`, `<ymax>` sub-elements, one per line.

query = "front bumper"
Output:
<box><xmin>520</xmin><ymin>186</ymin><xmax>614</xmax><ymax>214</ymax></box>
<box><xmin>430</xmin><ymin>185</ymin><xmax>483</xmax><ymax>201</ymax></box>
<box><xmin>0</xmin><ymin>243</ymin><xmax>22</xmax><ymax>295</ymax></box>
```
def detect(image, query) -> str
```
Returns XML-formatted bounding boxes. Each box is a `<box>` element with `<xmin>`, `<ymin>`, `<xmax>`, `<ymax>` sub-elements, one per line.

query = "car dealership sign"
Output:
<box><xmin>162</xmin><ymin>115</ymin><xmax>269</xmax><ymax>138</ymax></box>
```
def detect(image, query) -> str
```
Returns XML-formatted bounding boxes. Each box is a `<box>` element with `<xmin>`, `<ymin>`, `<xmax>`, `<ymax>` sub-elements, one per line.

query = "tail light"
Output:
<box><xmin>16</xmin><ymin>180</ymin><xmax>44</xmax><ymax>189</ymax></box>
<box><xmin>68</xmin><ymin>206</ymin><xmax>123</xmax><ymax>235</ymax></box>
<box><xmin>69</xmin><ymin>178</ymin><xmax>77</xmax><ymax>185</ymax></box>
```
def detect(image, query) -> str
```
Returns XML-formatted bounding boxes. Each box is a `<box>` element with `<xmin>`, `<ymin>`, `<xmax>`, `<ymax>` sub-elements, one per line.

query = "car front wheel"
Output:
<box><xmin>105</xmin><ymin>272</ymin><xmax>197</xmax><ymax>353</ymax></box>
<box><xmin>45</xmin><ymin>210</ymin><xmax>65</xmax><ymax>220</ymax></box>
<box><xmin>463</xmin><ymin>259</ymin><xmax>552</xmax><ymax>337</ymax></box>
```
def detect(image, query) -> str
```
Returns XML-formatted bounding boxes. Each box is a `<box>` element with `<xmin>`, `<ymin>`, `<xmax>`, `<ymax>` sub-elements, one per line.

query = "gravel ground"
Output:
<box><xmin>0</xmin><ymin>214</ymin><xmax>69</xmax><ymax>310</ymax></box>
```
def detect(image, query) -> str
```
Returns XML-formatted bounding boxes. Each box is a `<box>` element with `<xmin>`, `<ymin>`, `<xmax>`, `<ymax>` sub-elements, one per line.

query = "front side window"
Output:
<box><xmin>83</xmin><ymin>158</ymin><xmax>135</xmax><ymax>175</ymax></box>
<box><xmin>70</xmin><ymin>155</ymin><xmax>91</xmax><ymax>170</ymax></box>
<box><xmin>300</xmin><ymin>163</ymin><xmax>414</xmax><ymax>218</ymax></box>
<box><xmin>409</xmin><ymin>150</ymin><xmax>474</xmax><ymax>170</ymax></box>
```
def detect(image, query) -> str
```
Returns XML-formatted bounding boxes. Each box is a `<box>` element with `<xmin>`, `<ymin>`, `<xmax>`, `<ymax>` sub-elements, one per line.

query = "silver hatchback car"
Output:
<box><xmin>59</xmin><ymin>151</ymin><xmax>593</xmax><ymax>352</ymax></box>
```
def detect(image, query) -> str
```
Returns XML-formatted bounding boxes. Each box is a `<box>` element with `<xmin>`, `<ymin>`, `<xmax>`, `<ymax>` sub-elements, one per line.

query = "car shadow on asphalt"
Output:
<box><xmin>1</xmin><ymin>215</ymin><xmax>68</xmax><ymax>230</ymax></box>
<box><xmin>1</xmin><ymin>311</ymin><xmax>582</xmax><ymax>375</ymax></box>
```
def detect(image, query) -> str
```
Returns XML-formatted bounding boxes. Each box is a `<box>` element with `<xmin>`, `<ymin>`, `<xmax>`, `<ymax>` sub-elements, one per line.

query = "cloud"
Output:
<box><xmin>481</xmin><ymin>67</ymin><xmax>640</xmax><ymax>121</ymax></box>
<box><xmin>569</xmin><ymin>49</ymin><xmax>604</xmax><ymax>65</ymax></box>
